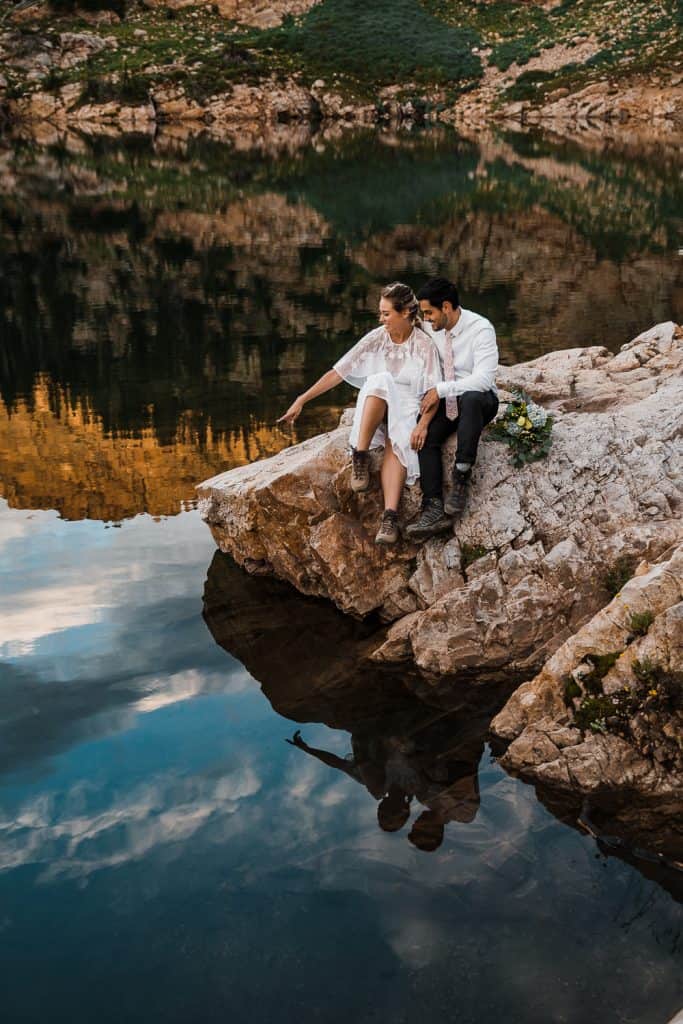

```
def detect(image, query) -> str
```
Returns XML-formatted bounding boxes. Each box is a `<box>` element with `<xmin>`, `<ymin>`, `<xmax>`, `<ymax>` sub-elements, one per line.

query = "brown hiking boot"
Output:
<box><xmin>350</xmin><ymin>448</ymin><xmax>370</xmax><ymax>493</ymax></box>
<box><xmin>375</xmin><ymin>509</ymin><xmax>399</xmax><ymax>545</ymax></box>
<box><xmin>444</xmin><ymin>468</ymin><xmax>471</xmax><ymax>517</ymax></box>
<box><xmin>404</xmin><ymin>498</ymin><xmax>452</xmax><ymax>541</ymax></box>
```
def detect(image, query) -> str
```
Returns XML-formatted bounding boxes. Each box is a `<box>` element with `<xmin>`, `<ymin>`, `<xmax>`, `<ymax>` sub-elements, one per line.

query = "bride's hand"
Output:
<box><xmin>410</xmin><ymin>423</ymin><xmax>428</xmax><ymax>451</ymax></box>
<box><xmin>277</xmin><ymin>397</ymin><xmax>304</xmax><ymax>424</ymax></box>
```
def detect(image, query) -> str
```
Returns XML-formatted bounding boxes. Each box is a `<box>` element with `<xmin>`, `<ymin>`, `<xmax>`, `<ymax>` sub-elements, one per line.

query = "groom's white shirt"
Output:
<box><xmin>425</xmin><ymin>308</ymin><xmax>498</xmax><ymax>398</ymax></box>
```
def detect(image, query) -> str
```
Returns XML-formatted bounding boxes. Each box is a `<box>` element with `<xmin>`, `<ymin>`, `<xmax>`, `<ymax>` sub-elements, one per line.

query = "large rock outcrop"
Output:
<box><xmin>491</xmin><ymin>542</ymin><xmax>683</xmax><ymax>859</ymax></box>
<box><xmin>197</xmin><ymin>322</ymin><xmax>683</xmax><ymax>683</ymax></box>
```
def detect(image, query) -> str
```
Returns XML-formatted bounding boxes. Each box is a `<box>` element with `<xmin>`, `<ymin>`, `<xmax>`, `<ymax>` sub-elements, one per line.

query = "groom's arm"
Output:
<box><xmin>436</xmin><ymin>327</ymin><xmax>498</xmax><ymax>400</ymax></box>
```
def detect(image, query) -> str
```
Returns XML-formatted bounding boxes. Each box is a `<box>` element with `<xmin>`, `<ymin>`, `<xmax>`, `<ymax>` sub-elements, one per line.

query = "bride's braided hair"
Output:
<box><xmin>381</xmin><ymin>282</ymin><xmax>422</xmax><ymax>326</ymax></box>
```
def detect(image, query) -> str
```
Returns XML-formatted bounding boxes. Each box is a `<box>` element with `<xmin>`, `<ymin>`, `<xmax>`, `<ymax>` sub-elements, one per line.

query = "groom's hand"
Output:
<box><xmin>420</xmin><ymin>388</ymin><xmax>439</xmax><ymax>416</ymax></box>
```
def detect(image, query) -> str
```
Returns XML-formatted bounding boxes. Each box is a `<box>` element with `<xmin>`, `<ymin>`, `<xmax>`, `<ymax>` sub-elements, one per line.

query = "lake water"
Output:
<box><xmin>0</xmin><ymin>125</ymin><xmax>681</xmax><ymax>1024</ymax></box>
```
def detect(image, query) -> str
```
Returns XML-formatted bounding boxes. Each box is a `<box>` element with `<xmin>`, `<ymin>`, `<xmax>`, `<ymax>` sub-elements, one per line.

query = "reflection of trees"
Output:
<box><xmin>0</xmin><ymin>188</ymin><xmax>368</xmax><ymax>439</ymax></box>
<box><xmin>1</xmin><ymin>127</ymin><xmax>681</xmax><ymax>510</ymax></box>
<box><xmin>0</xmin><ymin>378</ymin><xmax>344</xmax><ymax>520</ymax></box>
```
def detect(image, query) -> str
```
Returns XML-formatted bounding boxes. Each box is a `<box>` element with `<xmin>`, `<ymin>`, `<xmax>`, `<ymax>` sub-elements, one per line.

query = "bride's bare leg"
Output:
<box><xmin>357</xmin><ymin>395</ymin><xmax>387</xmax><ymax>450</ymax></box>
<box><xmin>380</xmin><ymin>444</ymin><xmax>407</xmax><ymax>512</ymax></box>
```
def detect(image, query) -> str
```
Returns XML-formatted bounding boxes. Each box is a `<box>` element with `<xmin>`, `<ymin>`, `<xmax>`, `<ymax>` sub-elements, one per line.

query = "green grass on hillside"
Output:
<box><xmin>3</xmin><ymin>0</ymin><xmax>679</xmax><ymax>110</ymax></box>
<box><xmin>425</xmin><ymin>0</ymin><xmax>682</xmax><ymax>81</ymax></box>
<box><xmin>243</xmin><ymin>0</ymin><xmax>483</xmax><ymax>88</ymax></box>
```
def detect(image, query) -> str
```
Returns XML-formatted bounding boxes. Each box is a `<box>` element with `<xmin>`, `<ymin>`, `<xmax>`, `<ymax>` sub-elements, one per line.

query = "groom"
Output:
<box><xmin>406</xmin><ymin>277</ymin><xmax>499</xmax><ymax>540</ymax></box>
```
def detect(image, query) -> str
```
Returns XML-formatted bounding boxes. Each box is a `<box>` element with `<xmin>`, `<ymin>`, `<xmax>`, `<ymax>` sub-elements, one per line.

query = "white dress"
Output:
<box><xmin>333</xmin><ymin>325</ymin><xmax>442</xmax><ymax>485</ymax></box>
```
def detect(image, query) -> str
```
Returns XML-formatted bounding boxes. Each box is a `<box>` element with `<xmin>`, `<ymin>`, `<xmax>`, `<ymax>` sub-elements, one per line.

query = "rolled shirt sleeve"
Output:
<box><xmin>436</xmin><ymin>325</ymin><xmax>498</xmax><ymax>399</ymax></box>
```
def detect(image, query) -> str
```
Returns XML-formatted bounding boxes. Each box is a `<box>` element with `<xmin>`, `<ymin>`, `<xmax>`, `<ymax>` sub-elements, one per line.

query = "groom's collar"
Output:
<box><xmin>445</xmin><ymin>307</ymin><xmax>464</xmax><ymax>336</ymax></box>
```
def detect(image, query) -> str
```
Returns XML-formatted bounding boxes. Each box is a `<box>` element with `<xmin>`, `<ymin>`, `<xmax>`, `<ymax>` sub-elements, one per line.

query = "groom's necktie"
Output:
<box><xmin>443</xmin><ymin>331</ymin><xmax>458</xmax><ymax>420</ymax></box>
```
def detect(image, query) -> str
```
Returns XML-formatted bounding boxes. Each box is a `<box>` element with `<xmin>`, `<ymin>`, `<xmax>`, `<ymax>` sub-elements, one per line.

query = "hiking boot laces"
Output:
<box><xmin>405</xmin><ymin>498</ymin><xmax>451</xmax><ymax>538</ymax></box>
<box><xmin>375</xmin><ymin>509</ymin><xmax>399</xmax><ymax>545</ymax></box>
<box><xmin>444</xmin><ymin>469</ymin><xmax>471</xmax><ymax>517</ymax></box>
<box><xmin>350</xmin><ymin>449</ymin><xmax>370</xmax><ymax>492</ymax></box>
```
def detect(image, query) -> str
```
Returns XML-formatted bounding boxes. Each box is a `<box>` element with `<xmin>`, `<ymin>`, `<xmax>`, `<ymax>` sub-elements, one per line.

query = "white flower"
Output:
<box><xmin>527</xmin><ymin>402</ymin><xmax>548</xmax><ymax>428</ymax></box>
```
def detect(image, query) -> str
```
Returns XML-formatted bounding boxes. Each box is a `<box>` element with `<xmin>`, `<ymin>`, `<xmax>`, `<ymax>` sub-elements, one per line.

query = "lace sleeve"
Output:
<box><xmin>333</xmin><ymin>327</ymin><xmax>387</xmax><ymax>390</ymax></box>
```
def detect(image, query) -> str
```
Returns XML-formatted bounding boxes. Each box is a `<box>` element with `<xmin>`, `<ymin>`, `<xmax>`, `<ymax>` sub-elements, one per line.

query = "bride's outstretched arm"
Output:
<box><xmin>278</xmin><ymin>369</ymin><xmax>342</xmax><ymax>424</ymax></box>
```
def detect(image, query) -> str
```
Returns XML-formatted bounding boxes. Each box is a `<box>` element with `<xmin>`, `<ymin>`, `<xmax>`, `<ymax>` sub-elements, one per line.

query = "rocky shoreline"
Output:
<box><xmin>1</xmin><ymin>6</ymin><xmax>681</xmax><ymax>144</ymax></box>
<box><xmin>5</xmin><ymin>63</ymin><xmax>682</xmax><ymax>146</ymax></box>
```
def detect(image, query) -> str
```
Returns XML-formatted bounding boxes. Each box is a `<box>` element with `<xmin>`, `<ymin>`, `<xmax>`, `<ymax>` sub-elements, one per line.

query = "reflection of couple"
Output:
<box><xmin>279</xmin><ymin>277</ymin><xmax>499</xmax><ymax>544</ymax></box>
<box><xmin>286</xmin><ymin>721</ymin><xmax>482</xmax><ymax>853</ymax></box>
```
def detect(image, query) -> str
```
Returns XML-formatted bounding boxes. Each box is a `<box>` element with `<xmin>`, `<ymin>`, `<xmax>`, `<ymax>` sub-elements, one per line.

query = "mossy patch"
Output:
<box><xmin>574</xmin><ymin>691</ymin><xmax>630</xmax><ymax>734</ymax></box>
<box><xmin>567</xmin><ymin>651</ymin><xmax>682</xmax><ymax>762</ymax></box>
<box><xmin>580</xmin><ymin>651</ymin><xmax>620</xmax><ymax>694</ymax></box>
<box><xmin>603</xmin><ymin>556</ymin><xmax>636</xmax><ymax>598</ymax></box>
<box><xmin>460</xmin><ymin>544</ymin><xmax>488</xmax><ymax>571</ymax></box>
<box><xmin>628</xmin><ymin>610</ymin><xmax>655</xmax><ymax>638</ymax></box>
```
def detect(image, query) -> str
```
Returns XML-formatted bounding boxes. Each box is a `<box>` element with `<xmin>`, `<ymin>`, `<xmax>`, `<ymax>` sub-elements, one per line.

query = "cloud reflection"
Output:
<box><xmin>0</xmin><ymin>761</ymin><xmax>262</xmax><ymax>881</ymax></box>
<box><xmin>0</xmin><ymin>504</ymin><xmax>243</xmax><ymax>777</ymax></box>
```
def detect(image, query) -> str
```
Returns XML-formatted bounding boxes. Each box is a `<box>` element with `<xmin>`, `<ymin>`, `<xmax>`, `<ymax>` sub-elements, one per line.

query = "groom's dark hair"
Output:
<box><xmin>417</xmin><ymin>277</ymin><xmax>460</xmax><ymax>309</ymax></box>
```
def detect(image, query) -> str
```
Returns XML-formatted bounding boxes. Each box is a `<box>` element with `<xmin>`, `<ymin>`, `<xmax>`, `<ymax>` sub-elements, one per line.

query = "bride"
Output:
<box><xmin>278</xmin><ymin>282</ymin><xmax>442</xmax><ymax>545</ymax></box>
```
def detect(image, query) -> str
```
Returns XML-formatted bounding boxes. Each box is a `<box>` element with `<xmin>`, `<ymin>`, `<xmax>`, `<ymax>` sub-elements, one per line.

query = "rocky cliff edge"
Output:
<box><xmin>197</xmin><ymin>321</ymin><xmax>682</xmax><ymax>680</ymax></box>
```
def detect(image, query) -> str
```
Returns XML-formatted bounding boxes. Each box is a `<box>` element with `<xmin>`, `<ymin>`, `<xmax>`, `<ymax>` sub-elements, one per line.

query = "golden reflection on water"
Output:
<box><xmin>0</xmin><ymin>376</ymin><xmax>344</xmax><ymax>521</ymax></box>
<box><xmin>2</xmin><ymin>129</ymin><xmax>681</xmax><ymax>523</ymax></box>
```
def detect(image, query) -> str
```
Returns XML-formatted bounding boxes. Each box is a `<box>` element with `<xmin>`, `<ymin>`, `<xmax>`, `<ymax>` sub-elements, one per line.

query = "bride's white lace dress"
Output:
<box><xmin>334</xmin><ymin>325</ymin><xmax>442</xmax><ymax>484</ymax></box>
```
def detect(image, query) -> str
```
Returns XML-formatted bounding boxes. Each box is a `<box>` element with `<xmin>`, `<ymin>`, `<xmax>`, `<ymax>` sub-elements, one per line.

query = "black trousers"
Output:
<box><xmin>418</xmin><ymin>390</ymin><xmax>499</xmax><ymax>501</ymax></box>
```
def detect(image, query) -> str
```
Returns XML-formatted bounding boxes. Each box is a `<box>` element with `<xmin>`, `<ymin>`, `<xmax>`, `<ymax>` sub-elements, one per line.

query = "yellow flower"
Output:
<box><xmin>517</xmin><ymin>415</ymin><xmax>526</xmax><ymax>427</ymax></box>
<box><xmin>648</xmin><ymin>688</ymin><xmax>658</xmax><ymax>697</ymax></box>
<box><xmin>524</xmin><ymin>417</ymin><xmax>533</xmax><ymax>429</ymax></box>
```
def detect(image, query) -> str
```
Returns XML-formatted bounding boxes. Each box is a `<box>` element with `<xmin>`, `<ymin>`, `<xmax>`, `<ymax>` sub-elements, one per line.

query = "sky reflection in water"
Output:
<box><xmin>0</xmin><ymin>501</ymin><xmax>681</xmax><ymax>1024</ymax></box>
<box><xmin>0</xmin><ymin>126</ymin><xmax>682</xmax><ymax>1023</ymax></box>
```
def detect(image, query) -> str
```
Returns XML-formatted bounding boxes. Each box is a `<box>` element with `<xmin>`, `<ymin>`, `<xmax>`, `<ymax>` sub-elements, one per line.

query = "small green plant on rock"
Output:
<box><xmin>574</xmin><ymin>691</ymin><xmax>630</xmax><ymax>734</ymax></box>
<box><xmin>628</xmin><ymin>610</ymin><xmax>654</xmax><ymax>637</ymax></box>
<box><xmin>632</xmin><ymin>659</ymin><xmax>683</xmax><ymax>709</ymax></box>
<box><xmin>580</xmin><ymin>651</ymin><xmax>620</xmax><ymax>694</ymax></box>
<box><xmin>562</xmin><ymin>676</ymin><xmax>582</xmax><ymax>707</ymax></box>
<box><xmin>460</xmin><ymin>544</ymin><xmax>488</xmax><ymax>571</ymax></box>
<box><xmin>603</xmin><ymin>555</ymin><xmax>636</xmax><ymax>597</ymax></box>
<box><xmin>568</xmin><ymin>652</ymin><xmax>682</xmax><ymax>764</ymax></box>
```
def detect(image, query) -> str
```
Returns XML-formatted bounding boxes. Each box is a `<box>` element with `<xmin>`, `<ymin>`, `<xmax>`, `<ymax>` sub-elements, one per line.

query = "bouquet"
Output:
<box><xmin>488</xmin><ymin>390</ymin><xmax>553</xmax><ymax>467</ymax></box>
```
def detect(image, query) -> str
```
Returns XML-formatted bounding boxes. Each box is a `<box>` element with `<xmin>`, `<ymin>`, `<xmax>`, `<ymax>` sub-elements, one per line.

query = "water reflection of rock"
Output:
<box><xmin>533</xmin><ymin>784</ymin><xmax>683</xmax><ymax>902</ymax></box>
<box><xmin>3</xmin><ymin>130</ymin><xmax>680</xmax><ymax>384</ymax></box>
<box><xmin>203</xmin><ymin>550</ymin><xmax>683</xmax><ymax>883</ymax></box>
<box><xmin>203</xmin><ymin>550</ymin><xmax>412</xmax><ymax>726</ymax></box>
<box><xmin>352</xmin><ymin>209</ymin><xmax>680</xmax><ymax>361</ymax></box>
<box><xmin>203</xmin><ymin>551</ymin><xmax>506</xmax><ymax>851</ymax></box>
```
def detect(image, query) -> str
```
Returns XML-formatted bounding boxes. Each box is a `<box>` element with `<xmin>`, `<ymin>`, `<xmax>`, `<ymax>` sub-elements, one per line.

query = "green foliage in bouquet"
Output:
<box><xmin>488</xmin><ymin>391</ymin><xmax>553</xmax><ymax>467</ymax></box>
